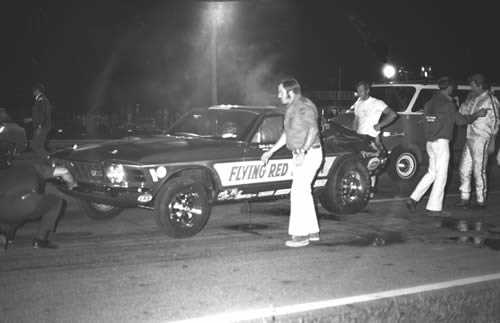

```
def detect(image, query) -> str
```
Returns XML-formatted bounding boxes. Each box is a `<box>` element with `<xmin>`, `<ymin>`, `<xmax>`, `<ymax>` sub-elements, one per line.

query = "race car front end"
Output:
<box><xmin>50</xmin><ymin>157</ymin><xmax>168</xmax><ymax>208</ymax></box>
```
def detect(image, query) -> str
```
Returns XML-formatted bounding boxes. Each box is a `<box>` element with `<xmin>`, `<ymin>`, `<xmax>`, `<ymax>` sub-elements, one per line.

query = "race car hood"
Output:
<box><xmin>323</xmin><ymin>123</ymin><xmax>375</xmax><ymax>153</ymax></box>
<box><xmin>51</xmin><ymin>135</ymin><xmax>244</xmax><ymax>164</ymax></box>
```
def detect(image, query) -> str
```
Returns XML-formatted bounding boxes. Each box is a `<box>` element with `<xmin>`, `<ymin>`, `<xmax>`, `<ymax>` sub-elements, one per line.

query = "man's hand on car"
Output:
<box><xmin>53</xmin><ymin>166</ymin><xmax>77</xmax><ymax>190</ymax></box>
<box><xmin>261</xmin><ymin>150</ymin><xmax>273</xmax><ymax>165</ymax></box>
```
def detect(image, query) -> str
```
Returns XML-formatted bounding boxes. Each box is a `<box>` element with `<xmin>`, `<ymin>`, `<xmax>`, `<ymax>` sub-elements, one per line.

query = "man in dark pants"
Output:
<box><xmin>28</xmin><ymin>83</ymin><xmax>53</xmax><ymax>160</ymax></box>
<box><xmin>0</xmin><ymin>163</ymin><xmax>73</xmax><ymax>250</ymax></box>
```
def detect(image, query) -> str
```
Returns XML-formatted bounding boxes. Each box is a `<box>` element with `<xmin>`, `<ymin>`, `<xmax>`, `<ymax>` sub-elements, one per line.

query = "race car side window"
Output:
<box><xmin>251</xmin><ymin>115</ymin><xmax>283</xmax><ymax>144</ymax></box>
<box><xmin>413</xmin><ymin>89</ymin><xmax>437</xmax><ymax>112</ymax></box>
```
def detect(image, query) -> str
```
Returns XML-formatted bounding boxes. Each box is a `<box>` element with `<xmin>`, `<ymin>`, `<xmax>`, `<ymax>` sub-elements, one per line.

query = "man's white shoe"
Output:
<box><xmin>285</xmin><ymin>236</ymin><xmax>310</xmax><ymax>247</ymax></box>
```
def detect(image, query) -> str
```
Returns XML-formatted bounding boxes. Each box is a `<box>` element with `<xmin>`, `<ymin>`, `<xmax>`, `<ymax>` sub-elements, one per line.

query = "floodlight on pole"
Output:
<box><xmin>382</xmin><ymin>63</ymin><xmax>397</xmax><ymax>79</ymax></box>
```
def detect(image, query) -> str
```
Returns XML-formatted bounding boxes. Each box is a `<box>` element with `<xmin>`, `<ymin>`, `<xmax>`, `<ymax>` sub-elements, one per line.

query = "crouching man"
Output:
<box><xmin>0</xmin><ymin>162</ymin><xmax>76</xmax><ymax>250</ymax></box>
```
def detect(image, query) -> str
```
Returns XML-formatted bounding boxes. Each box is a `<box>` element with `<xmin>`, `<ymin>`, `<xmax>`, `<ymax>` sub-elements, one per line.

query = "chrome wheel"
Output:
<box><xmin>168</xmin><ymin>192</ymin><xmax>203</xmax><ymax>228</ymax></box>
<box><xmin>396</xmin><ymin>153</ymin><xmax>417</xmax><ymax>179</ymax></box>
<box><xmin>340</xmin><ymin>170</ymin><xmax>363</xmax><ymax>203</ymax></box>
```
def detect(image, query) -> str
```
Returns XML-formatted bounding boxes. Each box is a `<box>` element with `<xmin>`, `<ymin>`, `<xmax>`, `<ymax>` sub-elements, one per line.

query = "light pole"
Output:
<box><xmin>210</xmin><ymin>3</ymin><xmax>223</xmax><ymax>105</ymax></box>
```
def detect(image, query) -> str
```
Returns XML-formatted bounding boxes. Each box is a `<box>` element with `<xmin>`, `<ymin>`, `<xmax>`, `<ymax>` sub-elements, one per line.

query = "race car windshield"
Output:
<box><xmin>169</xmin><ymin>109</ymin><xmax>258</xmax><ymax>139</ymax></box>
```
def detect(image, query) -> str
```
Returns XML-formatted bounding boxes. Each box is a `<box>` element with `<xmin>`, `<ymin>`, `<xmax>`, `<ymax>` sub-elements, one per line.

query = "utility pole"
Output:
<box><xmin>210</xmin><ymin>6</ymin><xmax>219</xmax><ymax>105</ymax></box>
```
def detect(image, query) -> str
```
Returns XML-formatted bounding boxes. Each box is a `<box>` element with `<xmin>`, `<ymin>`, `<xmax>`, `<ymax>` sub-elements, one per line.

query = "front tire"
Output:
<box><xmin>319</xmin><ymin>156</ymin><xmax>370</xmax><ymax>214</ymax></box>
<box><xmin>78</xmin><ymin>200</ymin><xmax>124</xmax><ymax>220</ymax></box>
<box><xmin>154</xmin><ymin>178</ymin><xmax>211</xmax><ymax>238</ymax></box>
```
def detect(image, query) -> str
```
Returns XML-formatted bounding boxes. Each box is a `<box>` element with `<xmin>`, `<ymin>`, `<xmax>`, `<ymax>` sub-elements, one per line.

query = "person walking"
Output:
<box><xmin>457</xmin><ymin>74</ymin><xmax>499</xmax><ymax>208</ymax></box>
<box><xmin>350</xmin><ymin>80</ymin><xmax>397</xmax><ymax>196</ymax></box>
<box><xmin>406</xmin><ymin>77</ymin><xmax>486</xmax><ymax>215</ymax></box>
<box><xmin>261</xmin><ymin>78</ymin><xmax>323</xmax><ymax>247</ymax></box>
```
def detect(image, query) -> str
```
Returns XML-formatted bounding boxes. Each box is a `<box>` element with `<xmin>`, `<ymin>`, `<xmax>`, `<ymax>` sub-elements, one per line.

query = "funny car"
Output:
<box><xmin>51</xmin><ymin>105</ymin><xmax>386</xmax><ymax>238</ymax></box>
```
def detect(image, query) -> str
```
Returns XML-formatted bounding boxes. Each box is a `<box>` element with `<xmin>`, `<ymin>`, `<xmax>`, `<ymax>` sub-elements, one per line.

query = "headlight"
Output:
<box><xmin>0</xmin><ymin>125</ymin><xmax>5</xmax><ymax>133</ymax></box>
<box><xmin>106</xmin><ymin>164</ymin><xmax>126</xmax><ymax>184</ymax></box>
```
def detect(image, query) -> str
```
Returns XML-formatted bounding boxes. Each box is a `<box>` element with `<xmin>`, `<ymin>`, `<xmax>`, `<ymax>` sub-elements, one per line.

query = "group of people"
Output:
<box><xmin>262</xmin><ymin>74</ymin><xmax>499</xmax><ymax>248</ymax></box>
<box><xmin>1</xmin><ymin>74</ymin><xmax>499</xmax><ymax>250</ymax></box>
<box><xmin>0</xmin><ymin>84</ymin><xmax>74</xmax><ymax>251</ymax></box>
<box><xmin>406</xmin><ymin>74</ymin><xmax>499</xmax><ymax>215</ymax></box>
<box><xmin>261</xmin><ymin>78</ymin><xmax>398</xmax><ymax>247</ymax></box>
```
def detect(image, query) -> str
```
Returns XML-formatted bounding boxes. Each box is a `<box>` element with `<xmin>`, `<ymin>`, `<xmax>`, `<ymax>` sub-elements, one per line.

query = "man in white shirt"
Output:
<box><xmin>350</xmin><ymin>81</ymin><xmax>397</xmax><ymax>195</ymax></box>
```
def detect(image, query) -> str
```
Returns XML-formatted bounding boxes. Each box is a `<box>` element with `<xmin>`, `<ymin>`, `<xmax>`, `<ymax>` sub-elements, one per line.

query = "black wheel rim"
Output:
<box><xmin>340</xmin><ymin>170</ymin><xmax>364</xmax><ymax>203</ymax></box>
<box><xmin>168</xmin><ymin>190</ymin><xmax>203</xmax><ymax>229</ymax></box>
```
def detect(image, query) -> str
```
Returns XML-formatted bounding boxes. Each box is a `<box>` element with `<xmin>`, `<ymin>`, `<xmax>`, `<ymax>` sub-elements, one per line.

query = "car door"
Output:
<box><xmin>241</xmin><ymin>114</ymin><xmax>294</xmax><ymax>197</ymax></box>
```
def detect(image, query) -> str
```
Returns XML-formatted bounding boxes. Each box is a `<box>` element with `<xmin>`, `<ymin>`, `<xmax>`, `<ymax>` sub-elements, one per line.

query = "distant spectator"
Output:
<box><xmin>25</xmin><ymin>83</ymin><xmax>53</xmax><ymax>160</ymax></box>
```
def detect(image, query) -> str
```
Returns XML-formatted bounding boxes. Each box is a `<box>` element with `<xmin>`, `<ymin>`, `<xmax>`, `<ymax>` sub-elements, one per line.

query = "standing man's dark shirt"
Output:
<box><xmin>424</xmin><ymin>92</ymin><xmax>472</xmax><ymax>142</ymax></box>
<box><xmin>33</xmin><ymin>93</ymin><xmax>52</xmax><ymax>130</ymax></box>
<box><xmin>31</xmin><ymin>90</ymin><xmax>53</xmax><ymax>160</ymax></box>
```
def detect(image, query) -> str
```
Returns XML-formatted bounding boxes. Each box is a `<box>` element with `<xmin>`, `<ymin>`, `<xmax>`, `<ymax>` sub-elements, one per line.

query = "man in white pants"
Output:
<box><xmin>406</xmin><ymin>77</ymin><xmax>485</xmax><ymax>215</ymax></box>
<box><xmin>457</xmin><ymin>74</ymin><xmax>499</xmax><ymax>208</ymax></box>
<box><xmin>350</xmin><ymin>81</ymin><xmax>397</xmax><ymax>197</ymax></box>
<box><xmin>261</xmin><ymin>78</ymin><xmax>322</xmax><ymax>247</ymax></box>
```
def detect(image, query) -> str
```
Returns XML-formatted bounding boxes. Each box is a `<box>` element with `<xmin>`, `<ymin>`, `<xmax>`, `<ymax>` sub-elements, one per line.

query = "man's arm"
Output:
<box><xmin>374</xmin><ymin>107</ymin><xmax>397</xmax><ymax>131</ymax></box>
<box><xmin>268</xmin><ymin>132</ymin><xmax>286</xmax><ymax>154</ymax></box>
<box><xmin>261</xmin><ymin>132</ymin><xmax>286</xmax><ymax>164</ymax></box>
<box><xmin>352</xmin><ymin>116</ymin><xmax>359</xmax><ymax>131</ymax></box>
<box><xmin>297</xmin><ymin>126</ymin><xmax>318</xmax><ymax>154</ymax></box>
<box><xmin>454</xmin><ymin>105</ymin><xmax>487</xmax><ymax>125</ymax></box>
<box><xmin>33</xmin><ymin>163</ymin><xmax>77</xmax><ymax>189</ymax></box>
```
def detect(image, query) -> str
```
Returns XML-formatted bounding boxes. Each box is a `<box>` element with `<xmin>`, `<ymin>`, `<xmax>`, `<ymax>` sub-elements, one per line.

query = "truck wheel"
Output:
<box><xmin>78</xmin><ymin>200</ymin><xmax>124</xmax><ymax>220</ymax></box>
<box><xmin>388</xmin><ymin>147</ymin><xmax>420</xmax><ymax>181</ymax></box>
<box><xmin>320</xmin><ymin>156</ymin><xmax>370</xmax><ymax>214</ymax></box>
<box><xmin>154</xmin><ymin>178</ymin><xmax>211</xmax><ymax>238</ymax></box>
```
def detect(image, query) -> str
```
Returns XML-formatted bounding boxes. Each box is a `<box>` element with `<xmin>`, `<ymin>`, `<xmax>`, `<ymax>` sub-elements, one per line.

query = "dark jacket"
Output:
<box><xmin>424</xmin><ymin>92</ymin><xmax>472</xmax><ymax>142</ymax></box>
<box><xmin>32</xmin><ymin>94</ymin><xmax>53</xmax><ymax>129</ymax></box>
<box><xmin>0</xmin><ymin>164</ymin><xmax>54</xmax><ymax>224</ymax></box>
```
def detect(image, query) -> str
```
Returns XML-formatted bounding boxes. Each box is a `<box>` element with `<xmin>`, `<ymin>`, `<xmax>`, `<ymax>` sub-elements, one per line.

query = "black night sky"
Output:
<box><xmin>1</xmin><ymin>0</ymin><xmax>499</xmax><ymax>123</ymax></box>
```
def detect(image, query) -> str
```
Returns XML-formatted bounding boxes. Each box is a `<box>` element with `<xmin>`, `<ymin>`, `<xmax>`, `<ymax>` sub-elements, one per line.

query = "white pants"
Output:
<box><xmin>410</xmin><ymin>139</ymin><xmax>450</xmax><ymax>211</ymax></box>
<box><xmin>289</xmin><ymin>147</ymin><xmax>323</xmax><ymax>236</ymax></box>
<box><xmin>459</xmin><ymin>137</ymin><xmax>490</xmax><ymax>203</ymax></box>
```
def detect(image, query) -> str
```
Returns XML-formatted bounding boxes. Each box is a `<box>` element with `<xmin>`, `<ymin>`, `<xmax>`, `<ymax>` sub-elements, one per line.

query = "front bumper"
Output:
<box><xmin>57</xmin><ymin>182</ymin><xmax>153</xmax><ymax>208</ymax></box>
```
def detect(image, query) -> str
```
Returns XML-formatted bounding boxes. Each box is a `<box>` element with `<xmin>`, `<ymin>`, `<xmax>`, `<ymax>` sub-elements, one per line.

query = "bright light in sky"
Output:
<box><xmin>382</xmin><ymin>64</ymin><xmax>396</xmax><ymax>79</ymax></box>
